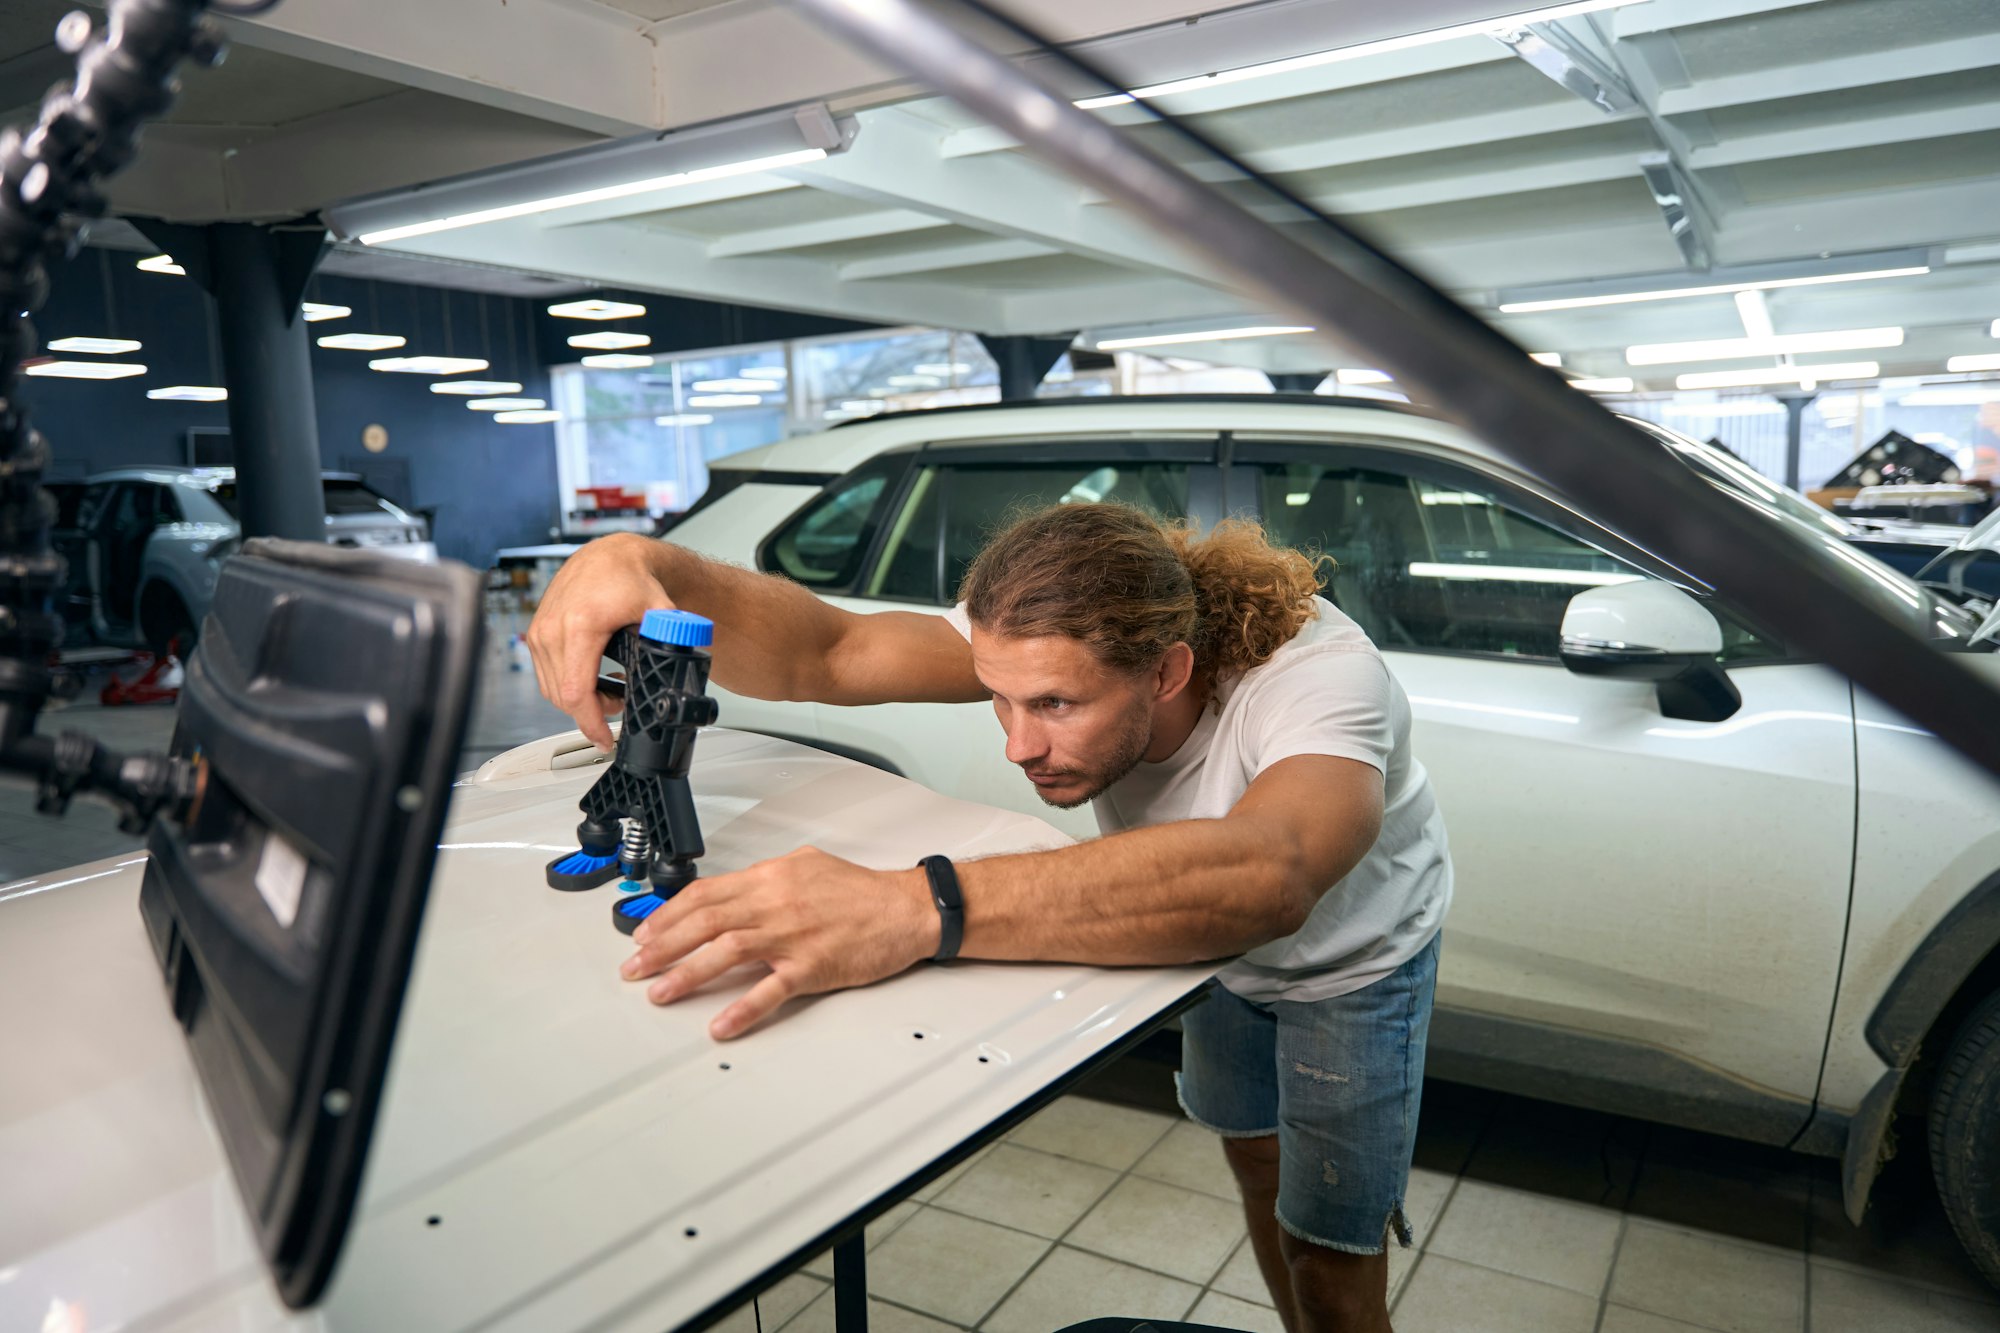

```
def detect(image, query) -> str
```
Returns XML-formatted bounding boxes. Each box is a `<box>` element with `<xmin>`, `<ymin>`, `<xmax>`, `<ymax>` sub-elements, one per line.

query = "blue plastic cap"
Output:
<box><xmin>639</xmin><ymin>609</ymin><xmax>714</xmax><ymax>647</ymax></box>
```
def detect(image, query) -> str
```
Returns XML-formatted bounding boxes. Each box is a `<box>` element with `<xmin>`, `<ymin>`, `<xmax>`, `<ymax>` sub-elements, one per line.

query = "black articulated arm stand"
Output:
<box><xmin>0</xmin><ymin>0</ymin><xmax>245</xmax><ymax>831</ymax></box>
<box><xmin>544</xmin><ymin>611</ymin><xmax>721</xmax><ymax>935</ymax></box>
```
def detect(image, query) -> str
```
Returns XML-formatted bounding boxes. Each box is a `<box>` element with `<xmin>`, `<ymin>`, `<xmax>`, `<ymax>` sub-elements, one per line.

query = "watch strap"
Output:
<box><xmin>917</xmin><ymin>854</ymin><xmax>964</xmax><ymax>963</ymax></box>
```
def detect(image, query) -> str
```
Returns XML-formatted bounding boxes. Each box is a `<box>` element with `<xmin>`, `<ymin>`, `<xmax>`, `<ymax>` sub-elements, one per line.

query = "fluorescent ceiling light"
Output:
<box><xmin>691</xmin><ymin>378</ymin><xmax>777</xmax><ymax>392</ymax></box>
<box><xmin>655</xmin><ymin>413</ymin><xmax>716</xmax><ymax>427</ymax></box>
<box><xmin>581</xmin><ymin>354</ymin><xmax>655</xmax><ymax>369</ymax></box>
<box><xmin>913</xmin><ymin>362</ymin><xmax>970</xmax><ymax>376</ymax></box>
<box><xmin>466</xmin><ymin>397</ymin><xmax>546</xmax><ymax>411</ymax></box>
<box><xmin>136</xmin><ymin>254</ymin><xmax>184</xmax><ymax>275</ymax></box>
<box><xmin>1567</xmin><ymin>377</ymin><xmax>1634</xmax><ymax>393</ymax></box>
<box><xmin>146</xmin><ymin>385</ymin><xmax>227</xmax><ymax>402</ymax></box>
<box><xmin>742</xmin><ymin>365</ymin><xmax>788</xmax><ymax>380</ymax></box>
<box><xmin>1626</xmin><ymin>327</ymin><xmax>1904</xmax><ymax>366</ymax></box>
<box><xmin>357</xmin><ymin>148</ymin><xmax>830</xmax><ymax>245</ymax></box>
<box><xmin>568</xmin><ymin>331</ymin><xmax>651</xmax><ymax>350</ymax></box>
<box><xmin>301</xmin><ymin>303</ymin><xmax>351</xmax><ymax>322</ymax></box>
<box><xmin>1336</xmin><ymin>369</ymin><xmax>1391</xmax><ymax>385</ymax></box>
<box><xmin>686</xmin><ymin>393</ymin><xmax>764</xmax><ymax>407</ymax></box>
<box><xmin>1899</xmin><ymin>386</ymin><xmax>2000</xmax><ymax>407</ymax></box>
<box><xmin>886</xmin><ymin>374</ymin><xmax>941</xmax><ymax>388</ymax></box>
<box><xmin>1284</xmin><ymin>492</ymin><xmax>1312</xmax><ymax>506</ymax></box>
<box><xmin>1676</xmin><ymin>362</ymin><xmax>1878</xmax><ymax>390</ymax></box>
<box><xmin>493</xmin><ymin>409</ymin><xmax>563</xmax><ymax>424</ymax></box>
<box><xmin>48</xmin><ymin>336</ymin><xmax>141</xmax><ymax>355</ymax></box>
<box><xmin>839</xmin><ymin>399</ymin><xmax>888</xmax><ymax>411</ymax></box>
<box><xmin>1734</xmin><ymin>290</ymin><xmax>1775</xmax><ymax>340</ymax></box>
<box><xmin>1500</xmin><ymin>266</ymin><xmax>1930</xmax><ymax>314</ymax></box>
<box><xmin>319</xmin><ymin>333</ymin><xmax>406</xmax><ymax>351</ymax></box>
<box><xmin>1071</xmin><ymin>0</ymin><xmax>1644</xmax><ymax>109</ymax></box>
<box><xmin>1529</xmin><ymin>352</ymin><xmax>1562</xmax><ymax>367</ymax></box>
<box><xmin>1409</xmin><ymin>561</ymin><xmax>1643</xmax><ymax>587</ymax></box>
<box><xmin>430</xmin><ymin>380</ymin><xmax>524</xmax><ymax>396</ymax></box>
<box><xmin>1096</xmin><ymin>325</ymin><xmax>1313</xmax><ymax>350</ymax></box>
<box><xmin>547</xmin><ymin>298</ymin><xmax>647</xmax><ymax>320</ymax></box>
<box><xmin>25</xmin><ymin>360</ymin><xmax>147</xmax><ymax>380</ymax></box>
<box><xmin>369</xmin><ymin>356</ymin><xmax>491</xmax><ymax>375</ymax></box>
<box><xmin>1946</xmin><ymin>353</ymin><xmax>2000</xmax><ymax>373</ymax></box>
<box><xmin>1661</xmin><ymin>400</ymin><xmax>1787</xmax><ymax>418</ymax></box>
<box><xmin>1991</xmin><ymin>319</ymin><xmax>1999</xmax><ymax>338</ymax></box>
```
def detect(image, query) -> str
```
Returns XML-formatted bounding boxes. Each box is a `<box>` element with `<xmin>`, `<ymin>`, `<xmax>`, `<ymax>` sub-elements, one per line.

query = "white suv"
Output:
<box><xmin>662</xmin><ymin>394</ymin><xmax>2000</xmax><ymax>1285</ymax></box>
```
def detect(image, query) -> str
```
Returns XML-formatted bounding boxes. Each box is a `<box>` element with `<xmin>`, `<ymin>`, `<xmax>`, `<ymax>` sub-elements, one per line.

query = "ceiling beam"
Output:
<box><xmin>839</xmin><ymin>238</ymin><xmax>1059</xmax><ymax>281</ymax></box>
<box><xmin>544</xmin><ymin>176</ymin><xmax>803</xmax><ymax>230</ymax></box>
<box><xmin>1656</xmin><ymin>34</ymin><xmax>2000</xmax><ymax>116</ymax></box>
<box><xmin>706</xmin><ymin>210</ymin><xmax>951</xmax><ymax>259</ymax></box>
<box><xmin>1612</xmin><ymin>0</ymin><xmax>1831</xmax><ymax>39</ymax></box>
<box><xmin>1688</xmin><ymin>101</ymin><xmax>2000</xmax><ymax>169</ymax></box>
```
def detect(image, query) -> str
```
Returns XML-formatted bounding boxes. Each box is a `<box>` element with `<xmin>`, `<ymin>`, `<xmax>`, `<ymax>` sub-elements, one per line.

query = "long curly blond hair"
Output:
<box><xmin>958</xmin><ymin>503</ymin><xmax>1328</xmax><ymax>690</ymax></box>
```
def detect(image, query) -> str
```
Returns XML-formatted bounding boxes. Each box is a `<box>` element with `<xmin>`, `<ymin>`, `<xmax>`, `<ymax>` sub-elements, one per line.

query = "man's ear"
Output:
<box><xmin>1154</xmin><ymin>642</ymin><xmax>1196</xmax><ymax>703</ymax></box>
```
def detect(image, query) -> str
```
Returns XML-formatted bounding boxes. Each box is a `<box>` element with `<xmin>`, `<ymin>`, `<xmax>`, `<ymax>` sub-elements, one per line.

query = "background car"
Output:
<box><xmin>55</xmin><ymin>466</ymin><xmax>433</xmax><ymax>654</ymax></box>
<box><xmin>659</xmin><ymin>394</ymin><xmax>2000</xmax><ymax>1285</ymax></box>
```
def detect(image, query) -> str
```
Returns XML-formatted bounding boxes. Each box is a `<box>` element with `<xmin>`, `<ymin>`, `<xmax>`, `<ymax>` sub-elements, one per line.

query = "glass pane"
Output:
<box><xmin>870</xmin><ymin>468</ymin><xmax>944</xmax><ymax>602</ymax></box>
<box><xmin>764</xmin><ymin>457</ymin><xmax>900</xmax><ymax>588</ymax></box>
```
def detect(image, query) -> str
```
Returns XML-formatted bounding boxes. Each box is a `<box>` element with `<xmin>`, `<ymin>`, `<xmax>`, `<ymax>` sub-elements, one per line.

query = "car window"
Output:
<box><xmin>870</xmin><ymin>460</ymin><xmax>1192</xmax><ymax>604</ymax></box>
<box><xmin>761</xmin><ymin>455</ymin><xmax>903</xmax><ymax>589</ymax></box>
<box><xmin>323</xmin><ymin>479</ymin><xmax>408</xmax><ymax>518</ymax></box>
<box><xmin>1254</xmin><ymin>462</ymin><xmax>1780</xmax><ymax>663</ymax></box>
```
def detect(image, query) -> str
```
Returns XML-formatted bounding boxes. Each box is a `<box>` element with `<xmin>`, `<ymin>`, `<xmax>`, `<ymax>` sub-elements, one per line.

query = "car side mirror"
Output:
<box><xmin>1560</xmin><ymin>581</ymin><xmax>1741</xmax><ymax>723</ymax></box>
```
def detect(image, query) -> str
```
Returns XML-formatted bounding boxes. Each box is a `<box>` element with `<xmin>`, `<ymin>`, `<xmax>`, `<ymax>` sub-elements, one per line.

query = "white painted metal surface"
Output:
<box><xmin>0</xmin><ymin>730</ymin><xmax>1213</xmax><ymax>1331</ymax></box>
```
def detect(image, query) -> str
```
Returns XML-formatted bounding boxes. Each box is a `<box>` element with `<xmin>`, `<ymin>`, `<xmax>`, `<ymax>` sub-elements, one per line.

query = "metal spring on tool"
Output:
<box><xmin>619</xmin><ymin>818</ymin><xmax>651</xmax><ymax>873</ymax></box>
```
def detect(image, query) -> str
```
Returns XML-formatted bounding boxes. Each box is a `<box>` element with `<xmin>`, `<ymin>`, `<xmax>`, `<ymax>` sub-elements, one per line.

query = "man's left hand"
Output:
<box><xmin>621</xmin><ymin>847</ymin><xmax>940</xmax><ymax>1040</ymax></box>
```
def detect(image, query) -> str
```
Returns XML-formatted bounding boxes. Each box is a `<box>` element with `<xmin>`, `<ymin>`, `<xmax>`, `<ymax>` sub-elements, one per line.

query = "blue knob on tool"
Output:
<box><xmin>640</xmin><ymin>608</ymin><xmax>714</xmax><ymax>648</ymax></box>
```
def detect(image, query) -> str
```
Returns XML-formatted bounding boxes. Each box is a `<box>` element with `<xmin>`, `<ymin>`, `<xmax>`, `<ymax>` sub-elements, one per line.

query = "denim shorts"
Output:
<box><xmin>1176</xmin><ymin>932</ymin><xmax>1440</xmax><ymax>1255</ymax></box>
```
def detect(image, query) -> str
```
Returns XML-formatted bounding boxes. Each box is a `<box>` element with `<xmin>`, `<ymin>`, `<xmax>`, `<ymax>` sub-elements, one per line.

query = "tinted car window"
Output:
<box><xmin>204</xmin><ymin>478</ymin><xmax>407</xmax><ymax>520</ymax></box>
<box><xmin>761</xmin><ymin>455</ymin><xmax>904</xmax><ymax>590</ymax></box>
<box><xmin>871</xmin><ymin>460</ymin><xmax>1192</xmax><ymax>604</ymax></box>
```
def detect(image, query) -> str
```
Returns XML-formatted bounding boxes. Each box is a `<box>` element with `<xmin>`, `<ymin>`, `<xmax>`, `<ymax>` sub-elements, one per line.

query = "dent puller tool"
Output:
<box><xmin>545</xmin><ymin>610</ymin><xmax>720</xmax><ymax>935</ymax></box>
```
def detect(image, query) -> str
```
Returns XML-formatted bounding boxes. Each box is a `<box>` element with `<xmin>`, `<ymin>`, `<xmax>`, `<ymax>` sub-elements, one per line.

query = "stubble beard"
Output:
<box><xmin>1028</xmin><ymin>704</ymin><xmax>1154</xmax><ymax>810</ymax></box>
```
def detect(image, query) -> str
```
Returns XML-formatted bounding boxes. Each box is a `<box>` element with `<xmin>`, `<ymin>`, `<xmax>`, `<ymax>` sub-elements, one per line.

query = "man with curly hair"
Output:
<box><xmin>529</xmin><ymin>503</ymin><xmax>1451</xmax><ymax>1333</ymax></box>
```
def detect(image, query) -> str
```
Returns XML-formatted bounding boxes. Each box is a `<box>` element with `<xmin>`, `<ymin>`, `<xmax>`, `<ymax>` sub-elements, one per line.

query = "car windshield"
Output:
<box><xmin>1631</xmin><ymin>419</ymin><xmax>1983</xmax><ymax>647</ymax></box>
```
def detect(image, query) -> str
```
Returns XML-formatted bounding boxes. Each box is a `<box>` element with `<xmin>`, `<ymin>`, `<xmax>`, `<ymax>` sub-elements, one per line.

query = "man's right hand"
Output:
<box><xmin>527</xmin><ymin>533</ymin><xmax>675</xmax><ymax>749</ymax></box>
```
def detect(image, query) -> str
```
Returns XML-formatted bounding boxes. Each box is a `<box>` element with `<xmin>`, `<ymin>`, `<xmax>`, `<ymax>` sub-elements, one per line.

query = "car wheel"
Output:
<box><xmin>1930</xmin><ymin>987</ymin><xmax>2000</xmax><ymax>1289</ymax></box>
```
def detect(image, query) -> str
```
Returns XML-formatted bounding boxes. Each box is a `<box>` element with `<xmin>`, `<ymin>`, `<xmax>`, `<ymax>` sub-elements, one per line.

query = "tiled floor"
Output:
<box><xmin>11</xmin><ymin>633</ymin><xmax>2000</xmax><ymax>1331</ymax></box>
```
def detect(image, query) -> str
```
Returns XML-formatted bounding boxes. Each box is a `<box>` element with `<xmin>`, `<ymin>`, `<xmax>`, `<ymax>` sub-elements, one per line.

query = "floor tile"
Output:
<box><xmin>1186</xmin><ymin>1290</ymin><xmax>1284</xmax><ymax>1333</ymax></box>
<box><xmin>911</xmin><ymin>1144</ymin><xmax>997</xmax><ymax>1203</ymax></box>
<box><xmin>1392</xmin><ymin>1254</ymin><xmax>1598</xmax><ymax>1333</ymax></box>
<box><xmin>1007</xmin><ymin>1096</ymin><xmax>1176</xmax><ymax>1172</ymax></box>
<box><xmin>1628</xmin><ymin>1124</ymin><xmax>1812</xmax><ymax>1253</ymax></box>
<box><xmin>980</xmin><ymin>1245</ymin><xmax>1198</xmax><ymax>1333</ymax></box>
<box><xmin>1805</xmin><ymin>1142</ymin><xmax>1998</xmax><ymax>1301</ymax></box>
<box><xmin>783</xmin><ymin>1290</ymin><xmax>958</xmax><ymax>1333</ymax></box>
<box><xmin>933</xmin><ymin>1144</ymin><xmax>1119</xmax><ymax>1239</ymax></box>
<box><xmin>1401</xmin><ymin>1167</ymin><xmax>1457</xmax><ymax>1248</ymax></box>
<box><xmin>1067</xmin><ymin>1175</ymin><xmax>1245</xmax><ymax>1283</ymax></box>
<box><xmin>1608</xmin><ymin>1221</ymin><xmax>1803</xmax><ymax>1333</ymax></box>
<box><xmin>1209</xmin><ymin>1237</ymin><xmax>1275</xmax><ymax>1306</ymax></box>
<box><xmin>709</xmin><ymin>1274</ymin><xmax>827</xmax><ymax>1333</ymax></box>
<box><xmin>1132</xmin><ymin>1119</ymin><xmax>1241</xmax><ymax>1201</ymax></box>
<box><xmin>802</xmin><ymin>1202</ymin><xmax>921</xmax><ymax>1279</ymax></box>
<box><xmin>867</xmin><ymin>1207</ymin><xmax>1049</xmax><ymax>1327</ymax></box>
<box><xmin>1426</xmin><ymin>1177</ymin><xmax>1620</xmax><ymax>1296</ymax></box>
<box><xmin>1598</xmin><ymin>1307</ymin><xmax>1723</xmax><ymax>1333</ymax></box>
<box><xmin>1808</xmin><ymin>1263</ymin><xmax>2000</xmax><ymax>1333</ymax></box>
<box><xmin>1461</xmin><ymin>1093</ymin><xmax>1642</xmax><ymax>1210</ymax></box>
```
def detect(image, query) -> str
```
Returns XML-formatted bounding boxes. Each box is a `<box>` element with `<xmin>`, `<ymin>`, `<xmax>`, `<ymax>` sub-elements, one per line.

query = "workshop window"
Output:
<box><xmin>870</xmin><ymin>460</ymin><xmax>1192</xmax><ymax>604</ymax></box>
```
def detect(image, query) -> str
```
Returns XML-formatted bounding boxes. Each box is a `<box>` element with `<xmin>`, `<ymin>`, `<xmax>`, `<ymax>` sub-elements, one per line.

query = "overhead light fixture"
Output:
<box><xmin>1626</xmin><ymin>327</ymin><xmax>1905</xmax><ymax>366</ymax></box>
<box><xmin>368</xmin><ymin>356</ymin><xmax>491</xmax><ymax>375</ymax></box>
<box><xmin>838</xmin><ymin>399</ymin><xmax>888</xmax><ymax>412</ymax></box>
<box><xmin>581</xmin><ymin>353</ymin><xmax>655</xmax><ymax>369</ymax></box>
<box><xmin>1500</xmin><ymin>265</ymin><xmax>1930</xmax><ymax>314</ymax></box>
<box><xmin>1567</xmin><ymin>377</ymin><xmax>1634</xmax><ymax>393</ymax></box>
<box><xmin>301</xmin><ymin>303</ymin><xmax>351</xmax><ymax>322</ymax></box>
<box><xmin>568</xmin><ymin>331</ymin><xmax>651</xmax><ymax>350</ymax></box>
<box><xmin>493</xmin><ymin>409</ymin><xmax>563</xmax><ymax>424</ymax></box>
<box><xmin>1899</xmin><ymin>386</ymin><xmax>2000</xmax><ymax>407</ymax></box>
<box><xmin>136</xmin><ymin>254</ymin><xmax>184</xmax><ymax>275</ymax></box>
<box><xmin>742</xmin><ymin>365</ymin><xmax>788</xmax><ymax>380</ymax></box>
<box><xmin>466</xmin><ymin>397</ymin><xmax>547</xmax><ymax>411</ymax></box>
<box><xmin>1529</xmin><ymin>352</ymin><xmax>1562</xmax><ymax>367</ymax></box>
<box><xmin>1946</xmin><ymin>353</ymin><xmax>2000</xmax><ymax>373</ymax></box>
<box><xmin>912</xmin><ymin>362</ymin><xmax>969</xmax><ymax>376</ymax></box>
<box><xmin>655</xmin><ymin>413</ymin><xmax>716</xmax><ymax>427</ymax></box>
<box><xmin>146</xmin><ymin>385</ymin><xmax>228</xmax><ymax>402</ymax></box>
<box><xmin>547</xmin><ymin>298</ymin><xmax>647</xmax><ymax>320</ymax></box>
<box><xmin>319</xmin><ymin>333</ymin><xmax>407</xmax><ymax>351</ymax></box>
<box><xmin>1734</xmin><ymin>290</ymin><xmax>1775</xmax><ymax>341</ymax></box>
<box><xmin>1661</xmin><ymin>400</ymin><xmax>1786</xmax><ymax>418</ymax></box>
<box><xmin>1072</xmin><ymin>0</ymin><xmax>1645</xmax><ymax>109</ymax></box>
<box><xmin>1336</xmin><ymin>369</ymin><xmax>1392</xmax><ymax>385</ymax></box>
<box><xmin>1991</xmin><ymin>319</ymin><xmax>2000</xmax><ymax>338</ymax></box>
<box><xmin>25</xmin><ymin>360</ymin><xmax>147</xmax><ymax>380</ymax></box>
<box><xmin>886</xmin><ymin>374</ymin><xmax>942</xmax><ymax>388</ymax></box>
<box><xmin>686</xmin><ymin>393</ymin><xmax>764</xmax><ymax>408</ymax></box>
<box><xmin>1409</xmin><ymin>561</ymin><xmax>1643</xmax><ymax>587</ymax></box>
<box><xmin>48</xmin><ymin>336</ymin><xmax>142</xmax><ymax>355</ymax></box>
<box><xmin>691</xmin><ymin>377</ymin><xmax>777</xmax><ymax>392</ymax></box>
<box><xmin>1676</xmin><ymin>362</ymin><xmax>1878</xmax><ymax>390</ymax></box>
<box><xmin>1096</xmin><ymin>325</ymin><xmax>1313</xmax><ymax>350</ymax></box>
<box><xmin>430</xmin><ymin>380</ymin><xmax>524</xmax><ymax>396</ymax></box>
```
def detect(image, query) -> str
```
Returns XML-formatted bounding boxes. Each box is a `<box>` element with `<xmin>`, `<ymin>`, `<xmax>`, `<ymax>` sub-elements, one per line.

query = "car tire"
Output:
<box><xmin>1930</xmin><ymin>987</ymin><xmax>2000</xmax><ymax>1289</ymax></box>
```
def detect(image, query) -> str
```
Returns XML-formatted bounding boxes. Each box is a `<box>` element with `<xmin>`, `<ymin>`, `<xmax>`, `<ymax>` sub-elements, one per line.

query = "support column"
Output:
<box><xmin>1776</xmin><ymin>392</ymin><xmax>1815</xmax><ymax>492</ymax></box>
<box><xmin>1267</xmin><ymin>372</ymin><xmax>1329</xmax><ymax>394</ymax></box>
<box><xmin>977</xmin><ymin>333</ymin><xmax>1075</xmax><ymax>401</ymax></box>
<box><xmin>134</xmin><ymin>218</ymin><xmax>329</xmax><ymax>540</ymax></box>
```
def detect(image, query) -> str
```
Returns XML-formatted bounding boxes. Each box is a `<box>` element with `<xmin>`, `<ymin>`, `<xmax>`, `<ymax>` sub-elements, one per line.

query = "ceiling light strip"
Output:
<box><xmin>1096</xmin><ymin>325</ymin><xmax>1312</xmax><ymax>350</ymax></box>
<box><xmin>1499</xmin><ymin>266</ymin><xmax>1929</xmax><ymax>314</ymax></box>
<box><xmin>1626</xmin><ymin>327</ymin><xmax>1904</xmax><ymax>366</ymax></box>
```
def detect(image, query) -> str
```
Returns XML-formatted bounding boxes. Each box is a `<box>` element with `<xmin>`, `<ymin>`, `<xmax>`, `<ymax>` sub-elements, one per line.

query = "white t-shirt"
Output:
<box><xmin>945</xmin><ymin>596</ymin><xmax>1450</xmax><ymax>1003</ymax></box>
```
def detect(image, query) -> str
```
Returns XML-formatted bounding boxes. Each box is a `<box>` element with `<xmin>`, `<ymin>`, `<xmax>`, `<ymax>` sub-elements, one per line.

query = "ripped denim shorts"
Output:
<box><xmin>1176</xmin><ymin>931</ymin><xmax>1440</xmax><ymax>1255</ymax></box>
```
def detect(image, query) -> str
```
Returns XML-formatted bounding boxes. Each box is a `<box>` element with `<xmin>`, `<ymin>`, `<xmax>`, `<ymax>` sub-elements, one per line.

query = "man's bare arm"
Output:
<box><xmin>527</xmin><ymin>532</ymin><xmax>984</xmax><ymax>745</ymax></box>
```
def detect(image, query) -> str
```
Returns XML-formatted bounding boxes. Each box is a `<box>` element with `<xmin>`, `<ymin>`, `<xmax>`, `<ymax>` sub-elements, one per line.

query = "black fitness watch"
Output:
<box><xmin>917</xmin><ymin>854</ymin><xmax>964</xmax><ymax>963</ymax></box>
